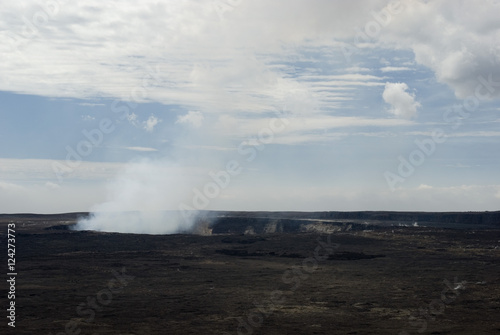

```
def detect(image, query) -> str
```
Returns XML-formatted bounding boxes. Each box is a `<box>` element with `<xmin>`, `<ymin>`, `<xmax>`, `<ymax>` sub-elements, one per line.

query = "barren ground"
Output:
<box><xmin>1</xmin><ymin>213</ymin><xmax>499</xmax><ymax>334</ymax></box>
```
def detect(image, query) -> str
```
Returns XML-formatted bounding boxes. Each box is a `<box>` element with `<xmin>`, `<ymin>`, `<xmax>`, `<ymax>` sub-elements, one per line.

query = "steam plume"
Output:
<box><xmin>74</xmin><ymin>158</ymin><xmax>198</xmax><ymax>234</ymax></box>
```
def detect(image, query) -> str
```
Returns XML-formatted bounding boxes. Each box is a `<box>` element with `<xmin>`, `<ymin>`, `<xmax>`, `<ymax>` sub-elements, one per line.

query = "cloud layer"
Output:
<box><xmin>1</xmin><ymin>0</ymin><xmax>499</xmax><ymax>216</ymax></box>
<box><xmin>1</xmin><ymin>0</ymin><xmax>498</xmax><ymax>135</ymax></box>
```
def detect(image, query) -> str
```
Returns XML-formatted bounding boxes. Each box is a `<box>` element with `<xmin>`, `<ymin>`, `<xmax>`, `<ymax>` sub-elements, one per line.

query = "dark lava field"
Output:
<box><xmin>1</xmin><ymin>211</ymin><xmax>499</xmax><ymax>334</ymax></box>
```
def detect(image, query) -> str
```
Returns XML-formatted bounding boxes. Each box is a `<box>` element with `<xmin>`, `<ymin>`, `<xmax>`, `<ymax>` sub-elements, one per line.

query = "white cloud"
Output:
<box><xmin>81</xmin><ymin>115</ymin><xmax>95</xmax><ymax>121</ymax></box>
<box><xmin>143</xmin><ymin>115</ymin><xmax>161</xmax><ymax>132</ymax></box>
<box><xmin>449</xmin><ymin>131</ymin><xmax>500</xmax><ymax>138</ymax></box>
<box><xmin>125</xmin><ymin>146</ymin><xmax>158</xmax><ymax>152</ymax></box>
<box><xmin>0</xmin><ymin>158</ymin><xmax>123</xmax><ymax>182</ymax></box>
<box><xmin>302</xmin><ymin>74</ymin><xmax>384</xmax><ymax>81</ymax></box>
<box><xmin>0</xmin><ymin>181</ymin><xmax>108</xmax><ymax>214</ymax></box>
<box><xmin>345</xmin><ymin>66</ymin><xmax>371</xmax><ymax>73</ymax></box>
<box><xmin>0</xmin><ymin>181</ymin><xmax>25</xmax><ymax>192</ymax></box>
<box><xmin>79</xmin><ymin>103</ymin><xmax>105</xmax><ymax>107</ymax></box>
<box><xmin>214</xmin><ymin>115</ymin><xmax>413</xmax><ymax>144</ymax></box>
<box><xmin>45</xmin><ymin>181</ymin><xmax>61</xmax><ymax>190</ymax></box>
<box><xmin>380</xmin><ymin>66</ymin><xmax>411</xmax><ymax>72</ymax></box>
<box><xmin>176</xmin><ymin>111</ymin><xmax>204</xmax><ymax>128</ymax></box>
<box><xmin>180</xmin><ymin>144</ymin><xmax>234</xmax><ymax>151</ymax></box>
<box><xmin>0</xmin><ymin>0</ymin><xmax>498</xmax><ymax>106</ymax></box>
<box><xmin>379</xmin><ymin>0</ymin><xmax>500</xmax><ymax>99</ymax></box>
<box><xmin>382</xmin><ymin>82</ymin><xmax>421</xmax><ymax>119</ymax></box>
<box><xmin>203</xmin><ymin>183</ymin><xmax>500</xmax><ymax>212</ymax></box>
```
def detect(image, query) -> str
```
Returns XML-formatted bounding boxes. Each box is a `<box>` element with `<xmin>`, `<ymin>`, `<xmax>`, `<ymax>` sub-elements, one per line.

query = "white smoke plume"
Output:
<box><xmin>74</xmin><ymin>158</ymin><xmax>199</xmax><ymax>234</ymax></box>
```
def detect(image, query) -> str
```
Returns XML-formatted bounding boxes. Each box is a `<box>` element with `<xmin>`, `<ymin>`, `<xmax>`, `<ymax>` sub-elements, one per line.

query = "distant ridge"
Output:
<box><xmin>211</xmin><ymin>210</ymin><xmax>500</xmax><ymax>226</ymax></box>
<box><xmin>0</xmin><ymin>212</ymin><xmax>88</xmax><ymax>219</ymax></box>
<box><xmin>1</xmin><ymin>211</ymin><xmax>498</xmax><ymax>226</ymax></box>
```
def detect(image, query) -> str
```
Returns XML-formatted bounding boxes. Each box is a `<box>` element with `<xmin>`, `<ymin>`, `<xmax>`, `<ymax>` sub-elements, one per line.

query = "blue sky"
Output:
<box><xmin>1</xmin><ymin>0</ymin><xmax>499</xmax><ymax>214</ymax></box>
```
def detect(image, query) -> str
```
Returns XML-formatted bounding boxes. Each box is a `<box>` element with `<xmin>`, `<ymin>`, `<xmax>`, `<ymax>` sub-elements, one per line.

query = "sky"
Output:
<box><xmin>1</xmin><ymin>0</ymin><xmax>499</xmax><ymax>214</ymax></box>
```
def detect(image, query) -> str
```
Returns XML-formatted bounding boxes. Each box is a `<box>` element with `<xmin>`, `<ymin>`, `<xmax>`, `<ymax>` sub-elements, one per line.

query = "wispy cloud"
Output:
<box><xmin>380</xmin><ymin>66</ymin><xmax>412</xmax><ymax>72</ymax></box>
<box><xmin>344</xmin><ymin>66</ymin><xmax>371</xmax><ymax>73</ymax></box>
<box><xmin>176</xmin><ymin>111</ymin><xmax>204</xmax><ymax>128</ymax></box>
<box><xmin>78</xmin><ymin>103</ymin><xmax>106</xmax><ymax>107</ymax></box>
<box><xmin>214</xmin><ymin>115</ymin><xmax>414</xmax><ymax>144</ymax></box>
<box><xmin>0</xmin><ymin>158</ymin><xmax>123</xmax><ymax>182</ymax></box>
<box><xmin>81</xmin><ymin>115</ymin><xmax>95</xmax><ymax>121</ymax></box>
<box><xmin>125</xmin><ymin>146</ymin><xmax>158</xmax><ymax>152</ymax></box>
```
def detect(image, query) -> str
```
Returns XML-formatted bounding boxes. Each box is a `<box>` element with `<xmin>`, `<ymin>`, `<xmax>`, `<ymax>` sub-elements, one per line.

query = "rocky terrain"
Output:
<box><xmin>1</xmin><ymin>211</ymin><xmax>499</xmax><ymax>334</ymax></box>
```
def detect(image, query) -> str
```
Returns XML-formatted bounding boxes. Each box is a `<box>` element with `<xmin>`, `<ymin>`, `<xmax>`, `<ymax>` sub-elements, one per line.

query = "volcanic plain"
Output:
<box><xmin>1</xmin><ymin>211</ymin><xmax>499</xmax><ymax>334</ymax></box>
